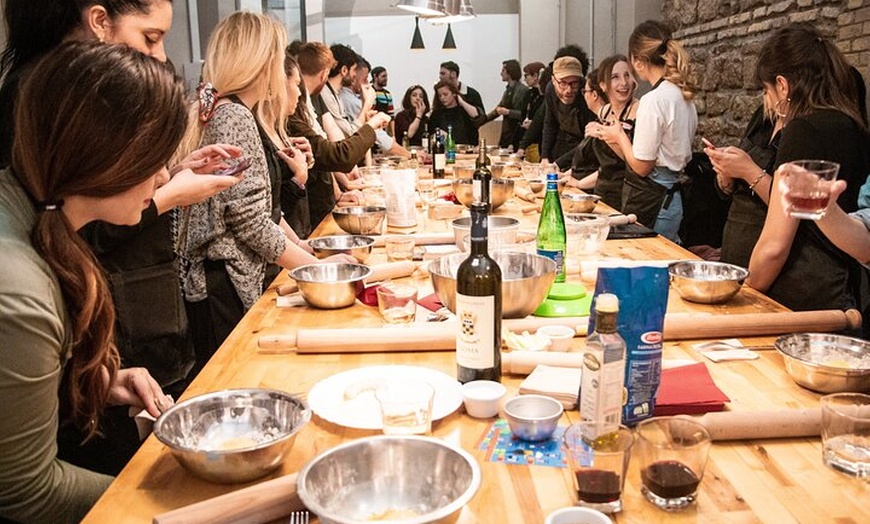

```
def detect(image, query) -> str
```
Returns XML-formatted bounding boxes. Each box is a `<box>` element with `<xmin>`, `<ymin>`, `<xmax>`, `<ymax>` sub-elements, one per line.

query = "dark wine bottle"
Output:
<box><xmin>472</xmin><ymin>138</ymin><xmax>492</xmax><ymax>205</ymax></box>
<box><xmin>433</xmin><ymin>128</ymin><xmax>446</xmax><ymax>179</ymax></box>
<box><xmin>456</xmin><ymin>203</ymin><xmax>502</xmax><ymax>384</ymax></box>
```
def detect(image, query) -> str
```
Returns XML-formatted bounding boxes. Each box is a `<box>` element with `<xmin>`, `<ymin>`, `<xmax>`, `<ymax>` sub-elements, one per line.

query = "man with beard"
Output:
<box><xmin>320</xmin><ymin>44</ymin><xmax>372</xmax><ymax>138</ymax></box>
<box><xmin>341</xmin><ymin>56</ymin><xmax>409</xmax><ymax>158</ymax></box>
<box><xmin>541</xmin><ymin>53</ymin><xmax>597</xmax><ymax>166</ymax></box>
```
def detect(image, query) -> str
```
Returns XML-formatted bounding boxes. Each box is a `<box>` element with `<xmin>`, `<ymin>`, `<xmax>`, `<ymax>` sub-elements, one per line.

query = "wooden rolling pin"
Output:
<box><xmin>276</xmin><ymin>260</ymin><xmax>418</xmax><ymax>296</ymax></box>
<box><xmin>513</xmin><ymin>184</ymin><xmax>537</xmax><ymax>203</ymax></box>
<box><xmin>677</xmin><ymin>409</ymin><xmax>823</xmax><ymax>441</ymax></box>
<box><xmin>606</xmin><ymin>213</ymin><xmax>637</xmax><ymax>226</ymax></box>
<box><xmin>152</xmin><ymin>473</ymin><xmax>302</xmax><ymax>524</ymax></box>
<box><xmin>258</xmin><ymin>309</ymin><xmax>860</xmax><ymax>353</ymax></box>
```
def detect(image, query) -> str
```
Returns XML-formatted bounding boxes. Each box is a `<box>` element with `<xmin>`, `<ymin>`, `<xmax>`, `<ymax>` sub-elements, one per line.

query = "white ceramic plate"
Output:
<box><xmin>307</xmin><ymin>365</ymin><xmax>462</xmax><ymax>430</ymax></box>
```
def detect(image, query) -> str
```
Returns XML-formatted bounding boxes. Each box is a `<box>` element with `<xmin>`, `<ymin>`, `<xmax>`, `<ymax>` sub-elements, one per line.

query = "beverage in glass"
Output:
<box><xmin>780</xmin><ymin>159</ymin><xmax>840</xmax><ymax>220</ymax></box>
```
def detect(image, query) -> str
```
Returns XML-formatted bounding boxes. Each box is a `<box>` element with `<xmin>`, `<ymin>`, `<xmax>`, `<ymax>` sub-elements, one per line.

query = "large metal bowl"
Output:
<box><xmin>428</xmin><ymin>252</ymin><xmax>556</xmax><ymax>318</ymax></box>
<box><xmin>451</xmin><ymin>215</ymin><xmax>520</xmax><ymax>251</ymax></box>
<box><xmin>332</xmin><ymin>206</ymin><xmax>386</xmax><ymax>235</ymax></box>
<box><xmin>668</xmin><ymin>260</ymin><xmax>749</xmax><ymax>304</ymax></box>
<box><xmin>560</xmin><ymin>192</ymin><xmax>601</xmax><ymax>213</ymax></box>
<box><xmin>288</xmin><ymin>263</ymin><xmax>372</xmax><ymax>309</ymax></box>
<box><xmin>153</xmin><ymin>389</ymin><xmax>310</xmax><ymax>484</ymax></box>
<box><xmin>308</xmin><ymin>235</ymin><xmax>375</xmax><ymax>263</ymax></box>
<box><xmin>452</xmin><ymin>178</ymin><xmax>515</xmax><ymax>210</ymax></box>
<box><xmin>297</xmin><ymin>436</ymin><xmax>481</xmax><ymax>524</ymax></box>
<box><xmin>775</xmin><ymin>333</ymin><xmax>870</xmax><ymax>393</ymax></box>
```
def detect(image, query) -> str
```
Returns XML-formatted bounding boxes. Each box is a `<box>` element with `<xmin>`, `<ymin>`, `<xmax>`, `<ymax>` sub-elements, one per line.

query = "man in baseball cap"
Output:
<box><xmin>540</xmin><ymin>52</ymin><xmax>596</xmax><ymax>165</ymax></box>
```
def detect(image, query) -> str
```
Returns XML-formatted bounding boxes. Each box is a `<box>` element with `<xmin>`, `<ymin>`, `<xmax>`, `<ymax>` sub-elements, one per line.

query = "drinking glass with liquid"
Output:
<box><xmin>779</xmin><ymin>159</ymin><xmax>840</xmax><ymax>220</ymax></box>
<box><xmin>821</xmin><ymin>392</ymin><xmax>870</xmax><ymax>478</ymax></box>
<box><xmin>375</xmin><ymin>381</ymin><xmax>435</xmax><ymax>435</ymax></box>
<box><xmin>563</xmin><ymin>422</ymin><xmax>634</xmax><ymax>514</ymax></box>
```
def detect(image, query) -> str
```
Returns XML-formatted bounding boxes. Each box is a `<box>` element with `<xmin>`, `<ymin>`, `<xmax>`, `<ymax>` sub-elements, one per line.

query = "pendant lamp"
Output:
<box><xmin>442</xmin><ymin>23</ymin><xmax>457</xmax><ymax>49</ymax></box>
<box><xmin>410</xmin><ymin>16</ymin><xmax>425</xmax><ymax>49</ymax></box>
<box><xmin>396</xmin><ymin>0</ymin><xmax>446</xmax><ymax>17</ymax></box>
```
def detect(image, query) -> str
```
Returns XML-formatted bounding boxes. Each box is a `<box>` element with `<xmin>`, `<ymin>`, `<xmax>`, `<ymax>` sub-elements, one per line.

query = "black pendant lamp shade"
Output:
<box><xmin>411</xmin><ymin>16</ymin><xmax>425</xmax><ymax>49</ymax></box>
<box><xmin>442</xmin><ymin>23</ymin><xmax>457</xmax><ymax>49</ymax></box>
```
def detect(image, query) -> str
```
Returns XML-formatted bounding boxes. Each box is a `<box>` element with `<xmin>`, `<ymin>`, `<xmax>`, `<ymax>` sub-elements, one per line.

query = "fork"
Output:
<box><xmin>289</xmin><ymin>510</ymin><xmax>310</xmax><ymax>524</ymax></box>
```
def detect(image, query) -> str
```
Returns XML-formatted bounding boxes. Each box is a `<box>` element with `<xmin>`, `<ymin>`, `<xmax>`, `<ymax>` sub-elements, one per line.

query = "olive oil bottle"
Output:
<box><xmin>456</xmin><ymin>202</ymin><xmax>502</xmax><ymax>383</ymax></box>
<box><xmin>579</xmin><ymin>293</ymin><xmax>626</xmax><ymax>441</ymax></box>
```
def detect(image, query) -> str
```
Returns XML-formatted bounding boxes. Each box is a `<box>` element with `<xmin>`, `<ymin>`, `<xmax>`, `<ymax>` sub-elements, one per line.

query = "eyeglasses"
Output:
<box><xmin>554</xmin><ymin>78</ymin><xmax>582</xmax><ymax>90</ymax></box>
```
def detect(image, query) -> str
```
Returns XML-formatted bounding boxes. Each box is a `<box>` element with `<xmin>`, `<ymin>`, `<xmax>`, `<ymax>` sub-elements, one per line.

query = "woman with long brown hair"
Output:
<box><xmin>0</xmin><ymin>42</ymin><xmax>180</xmax><ymax>523</ymax></box>
<box><xmin>429</xmin><ymin>79</ymin><xmax>482</xmax><ymax>146</ymax></box>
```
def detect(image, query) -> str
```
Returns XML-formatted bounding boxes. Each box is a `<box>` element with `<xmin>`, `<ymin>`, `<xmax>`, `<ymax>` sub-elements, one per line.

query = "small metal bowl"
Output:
<box><xmin>452</xmin><ymin>178</ymin><xmax>515</xmax><ymax>210</ymax></box>
<box><xmin>308</xmin><ymin>235</ymin><xmax>375</xmax><ymax>263</ymax></box>
<box><xmin>153</xmin><ymin>389</ymin><xmax>310</xmax><ymax>484</ymax></box>
<box><xmin>332</xmin><ymin>206</ymin><xmax>386</xmax><ymax>235</ymax></box>
<box><xmin>297</xmin><ymin>436</ymin><xmax>481</xmax><ymax>524</ymax></box>
<box><xmin>775</xmin><ymin>333</ymin><xmax>870</xmax><ymax>393</ymax></box>
<box><xmin>288</xmin><ymin>263</ymin><xmax>372</xmax><ymax>309</ymax></box>
<box><xmin>560</xmin><ymin>192</ymin><xmax>601</xmax><ymax>213</ymax></box>
<box><xmin>668</xmin><ymin>260</ymin><xmax>749</xmax><ymax>304</ymax></box>
<box><xmin>451</xmin><ymin>215</ymin><xmax>520</xmax><ymax>250</ymax></box>
<box><xmin>503</xmin><ymin>394</ymin><xmax>564</xmax><ymax>441</ymax></box>
<box><xmin>428</xmin><ymin>252</ymin><xmax>556</xmax><ymax>319</ymax></box>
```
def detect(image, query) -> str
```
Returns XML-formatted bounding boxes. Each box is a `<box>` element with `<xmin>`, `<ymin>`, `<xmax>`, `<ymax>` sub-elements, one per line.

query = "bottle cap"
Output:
<box><xmin>595</xmin><ymin>293</ymin><xmax>619</xmax><ymax>312</ymax></box>
<box><xmin>546</xmin><ymin>172</ymin><xmax>558</xmax><ymax>181</ymax></box>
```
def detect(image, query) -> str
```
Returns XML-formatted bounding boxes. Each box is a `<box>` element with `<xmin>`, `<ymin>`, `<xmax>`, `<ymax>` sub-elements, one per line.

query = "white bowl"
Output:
<box><xmin>538</xmin><ymin>325</ymin><xmax>575</xmax><ymax>352</ymax></box>
<box><xmin>545</xmin><ymin>506</ymin><xmax>612</xmax><ymax>524</ymax></box>
<box><xmin>461</xmin><ymin>381</ymin><xmax>507</xmax><ymax>418</ymax></box>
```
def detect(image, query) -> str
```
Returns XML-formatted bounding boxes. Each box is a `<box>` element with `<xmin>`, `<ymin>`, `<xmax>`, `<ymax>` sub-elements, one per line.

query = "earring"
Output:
<box><xmin>774</xmin><ymin>97</ymin><xmax>790</xmax><ymax>118</ymax></box>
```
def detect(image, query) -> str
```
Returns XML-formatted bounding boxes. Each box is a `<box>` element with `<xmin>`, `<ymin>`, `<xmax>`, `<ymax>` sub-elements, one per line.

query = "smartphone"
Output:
<box><xmin>214</xmin><ymin>157</ymin><xmax>250</xmax><ymax>177</ymax></box>
<box><xmin>701</xmin><ymin>137</ymin><xmax>717</xmax><ymax>149</ymax></box>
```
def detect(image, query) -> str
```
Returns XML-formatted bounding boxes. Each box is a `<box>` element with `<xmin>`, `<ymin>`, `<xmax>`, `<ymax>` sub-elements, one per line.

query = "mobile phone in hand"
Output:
<box><xmin>701</xmin><ymin>137</ymin><xmax>717</xmax><ymax>149</ymax></box>
<box><xmin>214</xmin><ymin>157</ymin><xmax>250</xmax><ymax>177</ymax></box>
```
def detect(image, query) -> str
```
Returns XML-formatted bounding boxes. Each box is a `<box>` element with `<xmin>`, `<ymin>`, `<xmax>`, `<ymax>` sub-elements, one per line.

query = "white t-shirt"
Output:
<box><xmin>632</xmin><ymin>79</ymin><xmax>698</xmax><ymax>172</ymax></box>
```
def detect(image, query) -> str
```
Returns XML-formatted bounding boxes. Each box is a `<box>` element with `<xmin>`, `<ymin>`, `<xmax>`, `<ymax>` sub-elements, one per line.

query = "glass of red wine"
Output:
<box><xmin>779</xmin><ymin>160</ymin><xmax>841</xmax><ymax>220</ymax></box>
<box><xmin>563</xmin><ymin>423</ymin><xmax>634</xmax><ymax>514</ymax></box>
<box><xmin>636</xmin><ymin>417</ymin><xmax>711</xmax><ymax>511</ymax></box>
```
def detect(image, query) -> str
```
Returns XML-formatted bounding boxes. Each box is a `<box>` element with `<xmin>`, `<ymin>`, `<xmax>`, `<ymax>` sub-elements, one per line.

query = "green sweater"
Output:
<box><xmin>0</xmin><ymin>170</ymin><xmax>113</xmax><ymax>523</ymax></box>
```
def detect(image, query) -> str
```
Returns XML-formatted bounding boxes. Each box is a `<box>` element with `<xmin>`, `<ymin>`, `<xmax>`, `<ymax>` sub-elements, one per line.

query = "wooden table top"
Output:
<box><xmin>84</xmin><ymin>192</ymin><xmax>869</xmax><ymax>524</ymax></box>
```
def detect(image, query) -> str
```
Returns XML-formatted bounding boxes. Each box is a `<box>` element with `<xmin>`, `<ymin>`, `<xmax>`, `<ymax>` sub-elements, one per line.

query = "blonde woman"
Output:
<box><xmin>594</xmin><ymin>20</ymin><xmax>698</xmax><ymax>242</ymax></box>
<box><xmin>178</xmin><ymin>12</ymin><xmax>352</xmax><ymax>369</ymax></box>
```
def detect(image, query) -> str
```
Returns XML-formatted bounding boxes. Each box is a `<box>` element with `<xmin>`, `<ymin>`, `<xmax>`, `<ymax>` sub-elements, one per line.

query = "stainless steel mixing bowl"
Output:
<box><xmin>153</xmin><ymin>389</ymin><xmax>310</xmax><ymax>484</ymax></box>
<box><xmin>451</xmin><ymin>215</ymin><xmax>520</xmax><ymax>251</ymax></box>
<box><xmin>297</xmin><ymin>436</ymin><xmax>481</xmax><ymax>524</ymax></box>
<box><xmin>503</xmin><ymin>394</ymin><xmax>564</xmax><ymax>441</ymax></box>
<box><xmin>452</xmin><ymin>178</ymin><xmax>515</xmax><ymax>210</ymax></box>
<box><xmin>775</xmin><ymin>333</ymin><xmax>870</xmax><ymax>393</ymax></box>
<box><xmin>428</xmin><ymin>251</ymin><xmax>556</xmax><ymax>318</ymax></box>
<box><xmin>560</xmin><ymin>192</ymin><xmax>601</xmax><ymax>213</ymax></box>
<box><xmin>668</xmin><ymin>260</ymin><xmax>749</xmax><ymax>304</ymax></box>
<box><xmin>308</xmin><ymin>235</ymin><xmax>375</xmax><ymax>263</ymax></box>
<box><xmin>332</xmin><ymin>206</ymin><xmax>386</xmax><ymax>235</ymax></box>
<box><xmin>288</xmin><ymin>263</ymin><xmax>372</xmax><ymax>309</ymax></box>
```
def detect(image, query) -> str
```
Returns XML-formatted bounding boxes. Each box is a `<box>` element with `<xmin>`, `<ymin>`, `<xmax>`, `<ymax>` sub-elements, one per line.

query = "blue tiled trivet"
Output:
<box><xmin>477</xmin><ymin>419</ymin><xmax>567</xmax><ymax>468</ymax></box>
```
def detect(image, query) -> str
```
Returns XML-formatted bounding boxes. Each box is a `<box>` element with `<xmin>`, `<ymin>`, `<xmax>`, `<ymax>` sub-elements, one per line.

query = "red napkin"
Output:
<box><xmin>653</xmin><ymin>362</ymin><xmax>730</xmax><ymax>416</ymax></box>
<box><xmin>416</xmin><ymin>292</ymin><xmax>444</xmax><ymax>312</ymax></box>
<box><xmin>357</xmin><ymin>284</ymin><xmax>380</xmax><ymax>306</ymax></box>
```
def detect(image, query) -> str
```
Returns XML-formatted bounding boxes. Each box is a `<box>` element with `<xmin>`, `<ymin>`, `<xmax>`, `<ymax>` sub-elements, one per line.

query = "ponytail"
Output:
<box><xmin>629</xmin><ymin>20</ymin><xmax>697</xmax><ymax>101</ymax></box>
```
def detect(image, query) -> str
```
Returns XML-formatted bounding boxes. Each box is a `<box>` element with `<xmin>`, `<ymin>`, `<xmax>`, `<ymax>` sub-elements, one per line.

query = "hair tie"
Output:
<box><xmin>38</xmin><ymin>200</ymin><xmax>64</xmax><ymax>212</ymax></box>
<box><xmin>196</xmin><ymin>82</ymin><xmax>220</xmax><ymax>124</ymax></box>
<box><xmin>658</xmin><ymin>38</ymin><xmax>670</xmax><ymax>55</ymax></box>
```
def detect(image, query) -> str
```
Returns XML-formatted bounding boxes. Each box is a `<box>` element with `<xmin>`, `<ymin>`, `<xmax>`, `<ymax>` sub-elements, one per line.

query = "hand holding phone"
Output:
<box><xmin>214</xmin><ymin>157</ymin><xmax>250</xmax><ymax>177</ymax></box>
<box><xmin>701</xmin><ymin>137</ymin><xmax>717</xmax><ymax>149</ymax></box>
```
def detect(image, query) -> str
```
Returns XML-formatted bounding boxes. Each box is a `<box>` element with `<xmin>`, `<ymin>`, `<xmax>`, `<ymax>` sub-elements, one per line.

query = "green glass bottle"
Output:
<box><xmin>446</xmin><ymin>125</ymin><xmax>456</xmax><ymax>164</ymax></box>
<box><xmin>537</xmin><ymin>172</ymin><xmax>567</xmax><ymax>282</ymax></box>
<box><xmin>456</xmin><ymin>202</ymin><xmax>502</xmax><ymax>384</ymax></box>
<box><xmin>473</xmin><ymin>138</ymin><xmax>492</xmax><ymax>205</ymax></box>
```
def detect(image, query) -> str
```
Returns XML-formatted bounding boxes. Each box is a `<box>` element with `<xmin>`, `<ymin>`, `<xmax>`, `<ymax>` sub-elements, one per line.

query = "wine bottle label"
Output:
<box><xmin>455</xmin><ymin>293</ymin><xmax>496</xmax><ymax>369</ymax></box>
<box><xmin>536</xmin><ymin>248</ymin><xmax>564</xmax><ymax>275</ymax></box>
<box><xmin>473</xmin><ymin>179</ymin><xmax>482</xmax><ymax>202</ymax></box>
<box><xmin>435</xmin><ymin>154</ymin><xmax>446</xmax><ymax>170</ymax></box>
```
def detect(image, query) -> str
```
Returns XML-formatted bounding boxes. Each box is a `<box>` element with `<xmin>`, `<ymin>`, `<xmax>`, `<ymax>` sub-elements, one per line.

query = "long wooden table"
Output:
<box><xmin>84</xmin><ymin>191</ymin><xmax>869</xmax><ymax>523</ymax></box>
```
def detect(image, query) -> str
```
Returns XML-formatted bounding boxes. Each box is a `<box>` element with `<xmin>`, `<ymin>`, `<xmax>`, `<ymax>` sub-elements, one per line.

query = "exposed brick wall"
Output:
<box><xmin>662</xmin><ymin>0</ymin><xmax>867</xmax><ymax>147</ymax></box>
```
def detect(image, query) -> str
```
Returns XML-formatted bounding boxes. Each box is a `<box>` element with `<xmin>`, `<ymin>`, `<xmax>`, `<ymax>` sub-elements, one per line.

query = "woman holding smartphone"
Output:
<box><xmin>592</xmin><ymin>21</ymin><xmax>698</xmax><ymax>242</ymax></box>
<box><xmin>0</xmin><ymin>42</ymin><xmax>179</xmax><ymax>523</ymax></box>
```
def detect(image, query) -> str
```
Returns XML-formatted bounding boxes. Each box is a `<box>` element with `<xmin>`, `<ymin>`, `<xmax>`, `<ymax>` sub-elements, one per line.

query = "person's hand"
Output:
<box><xmin>336</xmin><ymin>189</ymin><xmax>364</xmax><ymax>207</ymax></box>
<box><xmin>277</xmin><ymin>145</ymin><xmax>309</xmax><ymax>186</ymax></box>
<box><xmin>361</xmin><ymin>84</ymin><xmax>376</xmax><ymax>107</ymax></box>
<box><xmin>154</xmin><ymin>168</ymin><xmax>241</xmax><ymax>212</ymax></box>
<box><xmin>414</xmin><ymin>99</ymin><xmax>426</xmax><ymax>117</ymax></box>
<box><xmin>521</xmin><ymin>118</ymin><xmax>531</xmax><ymax>129</ymax></box>
<box><xmin>171</xmin><ymin>144</ymin><xmax>243</xmax><ymax>175</ymax></box>
<box><xmin>496</xmin><ymin>106</ymin><xmax>509</xmax><ymax>116</ymax></box>
<box><xmin>367</xmin><ymin>112</ymin><xmax>391</xmax><ymax>130</ymax></box>
<box><xmin>289</xmin><ymin>136</ymin><xmax>314</xmax><ymax>167</ymax></box>
<box><xmin>106</xmin><ymin>367</ymin><xmax>172</xmax><ymax>418</ymax></box>
<box><xmin>293</xmin><ymin>237</ymin><xmax>315</xmax><ymax>254</ymax></box>
<box><xmin>516</xmin><ymin>148</ymin><xmax>525</xmax><ymax>158</ymax></box>
<box><xmin>320</xmin><ymin>253</ymin><xmax>357</xmax><ymax>264</ymax></box>
<box><xmin>705</xmin><ymin>146</ymin><xmax>759</xmax><ymax>183</ymax></box>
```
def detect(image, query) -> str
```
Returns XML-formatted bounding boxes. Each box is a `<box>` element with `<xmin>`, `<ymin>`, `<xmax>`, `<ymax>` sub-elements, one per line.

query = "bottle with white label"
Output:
<box><xmin>579</xmin><ymin>293</ymin><xmax>626</xmax><ymax>441</ymax></box>
<box><xmin>456</xmin><ymin>202</ymin><xmax>502</xmax><ymax>384</ymax></box>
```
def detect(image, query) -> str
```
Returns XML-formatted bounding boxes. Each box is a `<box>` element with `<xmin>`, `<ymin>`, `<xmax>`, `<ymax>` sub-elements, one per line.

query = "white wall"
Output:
<box><xmin>324</xmin><ymin>14</ymin><xmax>520</xmax><ymax>113</ymax></box>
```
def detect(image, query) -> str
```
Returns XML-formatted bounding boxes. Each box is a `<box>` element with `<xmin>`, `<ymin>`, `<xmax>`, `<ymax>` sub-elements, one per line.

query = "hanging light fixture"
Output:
<box><xmin>431</xmin><ymin>0</ymin><xmax>475</xmax><ymax>24</ymax></box>
<box><xmin>410</xmin><ymin>16</ymin><xmax>425</xmax><ymax>49</ymax></box>
<box><xmin>442</xmin><ymin>23</ymin><xmax>457</xmax><ymax>49</ymax></box>
<box><xmin>396</xmin><ymin>0</ymin><xmax>446</xmax><ymax>17</ymax></box>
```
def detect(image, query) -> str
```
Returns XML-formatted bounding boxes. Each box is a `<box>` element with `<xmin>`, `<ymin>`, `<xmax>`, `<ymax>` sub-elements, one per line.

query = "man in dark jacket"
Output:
<box><xmin>540</xmin><ymin>56</ymin><xmax>596</xmax><ymax>166</ymax></box>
